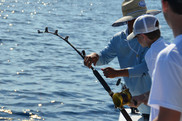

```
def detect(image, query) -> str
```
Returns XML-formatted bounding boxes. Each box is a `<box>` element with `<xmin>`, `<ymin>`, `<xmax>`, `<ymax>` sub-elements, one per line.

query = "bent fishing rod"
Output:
<box><xmin>38</xmin><ymin>27</ymin><xmax>132</xmax><ymax>121</ymax></box>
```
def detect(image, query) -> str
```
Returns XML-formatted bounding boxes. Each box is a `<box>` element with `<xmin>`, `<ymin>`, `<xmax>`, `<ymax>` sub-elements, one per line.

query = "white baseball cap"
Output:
<box><xmin>127</xmin><ymin>14</ymin><xmax>160</xmax><ymax>40</ymax></box>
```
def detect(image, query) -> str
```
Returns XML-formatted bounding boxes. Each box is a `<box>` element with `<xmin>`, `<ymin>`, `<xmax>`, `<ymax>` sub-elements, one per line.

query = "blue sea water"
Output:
<box><xmin>0</xmin><ymin>0</ymin><xmax>173</xmax><ymax>121</ymax></box>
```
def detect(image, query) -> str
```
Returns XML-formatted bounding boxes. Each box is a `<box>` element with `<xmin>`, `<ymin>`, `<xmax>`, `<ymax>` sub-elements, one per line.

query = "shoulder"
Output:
<box><xmin>108</xmin><ymin>30</ymin><xmax>127</xmax><ymax>46</ymax></box>
<box><xmin>158</xmin><ymin>43</ymin><xmax>175</xmax><ymax>59</ymax></box>
<box><xmin>156</xmin><ymin>37</ymin><xmax>168</xmax><ymax>48</ymax></box>
<box><xmin>157</xmin><ymin>43</ymin><xmax>182</xmax><ymax>66</ymax></box>
<box><xmin>112</xmin><ymin>30</ymin><xmax>127</xmax><ymax>40</ymax></box>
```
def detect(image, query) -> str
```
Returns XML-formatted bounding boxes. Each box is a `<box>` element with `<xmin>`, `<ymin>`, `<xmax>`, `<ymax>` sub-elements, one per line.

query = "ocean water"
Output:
<box><xmin>0</xmin><ymin>0</ymin><xmax>173</xmax><ymax>121</ymax></box>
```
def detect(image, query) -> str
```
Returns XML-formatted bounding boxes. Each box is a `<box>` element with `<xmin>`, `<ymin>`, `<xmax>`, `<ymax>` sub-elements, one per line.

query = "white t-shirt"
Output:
<box><xmin>148</xmin><ymin>35</ymin><xmax>182</xmax><ymax>121</ymax></box>
<box><xmin>145</xmin><ymin>37</ymin><xmax>167</xmax><ymax>121</ymax></box>
<box><xmin>145</xmin><ymin>37</ymin><xmax>167</xmax><ymax>77</ymax></box>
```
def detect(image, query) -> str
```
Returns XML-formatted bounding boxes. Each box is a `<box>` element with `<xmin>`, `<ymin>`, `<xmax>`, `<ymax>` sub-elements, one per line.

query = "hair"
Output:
<box><xmin>164</xmin><ymin>0</ymin><xmax>182</xmax><ymax>15</ymax></box>
<box><xmin>144</xmin><ymin>21</ymin><xmax>161</xmax><ymax>40</ymax></box>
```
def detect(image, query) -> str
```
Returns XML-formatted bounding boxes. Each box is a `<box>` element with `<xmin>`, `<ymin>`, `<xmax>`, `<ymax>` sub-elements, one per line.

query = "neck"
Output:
<box><xmin>169</xmin><ymin>13</ymin><xmax>182</xmax><ymax>37</ymax></box>
<box><xmin>172</xmin><ymin>26</ymin><xmax>182</xmax><ymax>37</ymax></box>
<box><xmin>171</xmin><ymin>17</ymin><xmax>182</xmax><ymax>37</ymax></box>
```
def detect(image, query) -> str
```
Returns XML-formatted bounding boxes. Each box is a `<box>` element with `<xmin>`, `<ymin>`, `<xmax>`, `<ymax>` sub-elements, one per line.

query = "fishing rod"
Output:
<box><xmin>38</xmin><ymin>27</ymin><xmax>132</xmax><ymax>121</ymax></box>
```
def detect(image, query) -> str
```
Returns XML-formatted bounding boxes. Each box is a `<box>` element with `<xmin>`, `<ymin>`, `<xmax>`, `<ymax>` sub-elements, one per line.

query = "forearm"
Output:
<box><xmin>101</xmin><ymin>67</ymin><xmax>129</xmax><ymax>78</ymax></box>
<box><xmin>128</xmin><ymin>61</ymin><xmax>149</xmax><ymax>77</ymax></box>
<box><xmin>116</xmin><ymin>69</ymin><xmax>129</xmax><ymax>77</ymax></box>
<box><xmin>157</xmin><ymin>107</ymin><xmax>181</xmax><ymax>121</ymax></box>
<box><xmin>129</xmin><ymin>91</ymin><xmax>150</xmax><ymax>108</ymax></box>
<box><xmin>141</xmin><ymin>91</ymin><xmax>150</xmax><ymax>105</ymax></box>
<box><xmin>96</xmin><ymin>38</ymin><xmax>117</xmax><ymax>66</ymax></box>
<box><xmin>96</xmin><ymin>52</ymin><xmax>116</xmax><ymax>66</ymax></box>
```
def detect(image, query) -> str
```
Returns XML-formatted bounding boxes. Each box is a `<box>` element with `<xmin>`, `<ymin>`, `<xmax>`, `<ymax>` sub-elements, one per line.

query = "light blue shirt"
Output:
<box><xmin>96</xmin><ymin>29</ymin><xmax>151</xmax><ymax>114</ymax></box>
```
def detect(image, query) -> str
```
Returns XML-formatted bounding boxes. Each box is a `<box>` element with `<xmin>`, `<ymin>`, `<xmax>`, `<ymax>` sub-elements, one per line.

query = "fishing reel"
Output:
<box><xmin>112</xmin><ymin>88</ymin><xmax>132</xmax><ymax>108</ymax></box>
<box><xmin>112</xmin><ymin>80</ymin><xmax>132</xmax><ymax>108</ymax></box>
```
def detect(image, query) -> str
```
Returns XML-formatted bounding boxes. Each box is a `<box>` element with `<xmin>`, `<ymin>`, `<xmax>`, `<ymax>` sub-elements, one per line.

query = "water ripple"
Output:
<box><xmin>0</xmin><ymin>0</ymin><xmax>171</xmax><ymax>121</ymax></box>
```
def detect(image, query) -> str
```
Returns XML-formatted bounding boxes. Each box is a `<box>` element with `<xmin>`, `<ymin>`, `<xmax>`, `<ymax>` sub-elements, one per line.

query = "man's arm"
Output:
<box><xmin>101</xmin><ymin>67</ymin><xmax>129</xmax><ymax>78</ymax></box>
<box><xmin>154</xmin><ymin>106</ymin><xmax>181</xmax><ymax>121</ymax></box>
<box><xmin>128</xmin><ymin>59</ymin><xmax>149</xmax><ymax>77</ymax></box>
<box><xmin>128</xmin><ymin>91</ymin><xmax>150</xmax><ymax>108</ymax></box>
<box><xmin>84</xmin><ymin>34</ymin><xmax>120</xmax><ymax>68</ymax></box>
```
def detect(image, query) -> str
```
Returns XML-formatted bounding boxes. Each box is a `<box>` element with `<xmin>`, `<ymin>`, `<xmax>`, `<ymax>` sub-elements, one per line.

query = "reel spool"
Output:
<box><xmin>112</xmin><ymin>88</ymin><xmax>132</xmax><ymax>108</ymax></box>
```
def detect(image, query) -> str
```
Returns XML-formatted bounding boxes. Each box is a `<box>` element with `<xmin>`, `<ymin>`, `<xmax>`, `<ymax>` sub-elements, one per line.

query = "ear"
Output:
<box><xmin>140</xmin><ymin>34</ymin><xmax>146</xmax><ymax>39</ymax></box>
<box><xmin>161</xmin><ymin>0</ymin><xmax>168</xmax><ymax>13</ymax></box>
<box><xmin>141</xmin><ymin>34</ymin><xmax>150</xmax><ymax>42</ymax></box>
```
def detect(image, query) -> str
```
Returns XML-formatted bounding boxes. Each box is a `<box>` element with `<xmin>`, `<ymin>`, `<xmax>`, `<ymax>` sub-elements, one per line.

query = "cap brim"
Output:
<box><xmin>112</xmin><ymin>16</ymin><xmax>134</xmax><ymax>27</ymax></box>
<box><xmin>146</xmin><ymin>10</ymin><xmax>162</xmax><ymax>15</ymax></box>
<box><xmin>127</xmin><ymin>32</ymin><xmax>135</xmax><ymax>41</ymax></box>
<box><xmin>112</xmin><ymin>10</ymin><xmax>161</xmax><ymax>27</ymax></box>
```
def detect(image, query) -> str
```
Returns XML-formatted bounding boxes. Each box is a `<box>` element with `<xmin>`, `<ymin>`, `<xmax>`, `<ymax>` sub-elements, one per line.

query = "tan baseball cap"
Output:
<box><xmin>112</xmin><ymin>0</ymin><xmax>161</xmax><ymax>27</ymax></box>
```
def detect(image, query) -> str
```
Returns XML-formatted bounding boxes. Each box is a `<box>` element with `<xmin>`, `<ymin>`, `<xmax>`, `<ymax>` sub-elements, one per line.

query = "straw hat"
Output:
<box><xmin>112</xmin><ymin>0</ymin><xmax>161</xmax><ymax>27</ymax></box>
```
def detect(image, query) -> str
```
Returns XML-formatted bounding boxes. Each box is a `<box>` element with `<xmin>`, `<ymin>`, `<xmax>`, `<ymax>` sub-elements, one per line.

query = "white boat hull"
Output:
<box><xmin>119</xmin><ymin>109</ymin><xmax>147</xmax><ymax>121</ymax></box>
